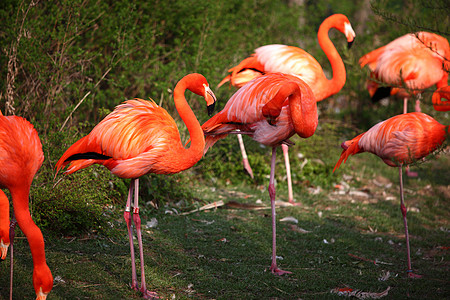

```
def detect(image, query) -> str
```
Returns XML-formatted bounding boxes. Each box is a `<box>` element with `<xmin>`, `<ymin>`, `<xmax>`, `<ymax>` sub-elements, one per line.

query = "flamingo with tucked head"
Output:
<box><xmin>203</xmin><ymin>73</ymin><xmax>318</xmax><ymax>275</ymax></box>
<box><xmin>56</xmin><ymin>73</ymin><xmax>216</xmax><ymax>299</ymax></box>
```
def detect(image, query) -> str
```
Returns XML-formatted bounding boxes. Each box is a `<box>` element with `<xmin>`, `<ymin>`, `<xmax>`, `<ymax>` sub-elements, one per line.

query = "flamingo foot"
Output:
<box><xmin>270</xmin><ymin>264</ymin><xmax>292</xmax><ymax>276</ymax></box>
<box><xmin>242</xmin><ymin>158</ymin><xmax>254</xmax><ymax>179</ymax></box>
<box><xmin>288</xmin><ymin>200</ymin><xmax>302</xmax><ymax>206</ymax></box>
<box><xmin>130</xmin><ymin>281</ymin><xmax>140</xmax><ymax>292</ymax></box>
<box><xmin>407</xmin><ymin>270</ymin><xmax>423</xmax><ymax>279</ymax></box>
<box><xmin>141</xmin><ymin>287</ymin><xmax>160</xmax><ymax>299</ymax></box>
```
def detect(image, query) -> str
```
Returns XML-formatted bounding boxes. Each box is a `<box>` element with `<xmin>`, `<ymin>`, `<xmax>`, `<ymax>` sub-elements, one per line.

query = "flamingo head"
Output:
<box><xmin>328</xmin><ymin>14</ymin><xmax>356</xmax><ymax>49</ymax></box>
<box><xmin>183</xmin><ymin>73</ymin><xmax>217</xmax><ymax>116</ymax></box>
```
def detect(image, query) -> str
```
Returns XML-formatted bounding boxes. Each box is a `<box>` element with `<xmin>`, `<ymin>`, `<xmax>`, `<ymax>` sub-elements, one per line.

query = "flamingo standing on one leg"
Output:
<box><xmin>202</xmin><ymin>73</ymin><xmax>318</xmax><ymax>275</ymax></box>
<box><xmin>333</xmin><ymin>112</ymin><xmax>449</xmax><ymax>278</ymax></box>
<box><xmin>56</xmin><ymin>73</ymin><xmax>216</xmax><ymax>299</ymax></box>
<box><xmin>359</xmin><ymin>31</ymin><xmax>450</xmax><ymax>114</ymax></box>
<box><xmin>218</xmin><ymin>14</ymin><xmax>356</xmax><ymax>204</ymax></box>
<box><xmin>0</xmin><ymin>111</ymin><xmax>53</xmax><ymax>299</ymax></box>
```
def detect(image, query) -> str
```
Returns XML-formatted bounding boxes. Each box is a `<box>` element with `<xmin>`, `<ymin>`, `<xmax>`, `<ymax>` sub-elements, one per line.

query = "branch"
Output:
<box><xmin>59</xmin><ymin>67</ymin><xmax>111</xmax><ymax>132</ymax></box>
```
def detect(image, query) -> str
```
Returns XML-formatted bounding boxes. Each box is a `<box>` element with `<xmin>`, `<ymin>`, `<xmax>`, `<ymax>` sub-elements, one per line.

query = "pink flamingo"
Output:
<box><xmin>333</xmin><ymin>112</ymin><xmax>449</xmax><ymax>278</ymax></box>
<box><xmin>202</xmin><ymin>73</ymin><xmax>318</xmax><ymax>275</ymax></box>
<box><xmin>56</xmin><ymin>73</ymin><xmax>216</xmax><ymax>299</ymax></box>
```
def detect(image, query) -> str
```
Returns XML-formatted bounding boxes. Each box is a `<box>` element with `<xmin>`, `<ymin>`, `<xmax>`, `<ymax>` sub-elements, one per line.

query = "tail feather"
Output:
<box><xmin>218</xmin><ymin>56</ymin><xmax>264</xmax><ymax>88</ymax></box>
<box><xmin>359</xmin><ymin>45</ymin><xmax>387</xmax><ymax>70</ymax></box>
<box><xmin>55</xmin><ymin>135</ymin><xmax>103</xmax><ymax>175</ymax></box>
<box><xmin>217</xmin><ymin>75</ymin><xmax>232</xmax><ymax>88</ymax></box>
<box><xmin>204</xmin><ymin>134</ymin><xmax>228</xmax><ymax>154</ymax></box>
<box><xmin>333</xmin><ymin>133</ymin><xmax>364</xmax><ymax>172</ymax></box>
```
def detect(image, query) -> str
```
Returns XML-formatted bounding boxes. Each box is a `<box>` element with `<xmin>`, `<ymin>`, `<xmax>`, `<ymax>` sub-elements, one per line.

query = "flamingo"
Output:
<box><xmin>202</xmin><ymin>73</ymin><xmax>318</xmax><ymax>275</ymax></box>
<box><xmin>218</xmin><ymin>14</ymin><xmax>356</xmax><ymax>204</ymax></box>
<box><xmin>55</xmin><ymin>73</ymin><xmax>216</xmax><ymax>299</ymax></box>
<box><xmin>333</xmin><ymin>112</ymin><xmax>449</xmax><ymax>278</ymax></box>
<box><xmin>0</xmin><ymin>111</ymin><xmax>53</xmax><ymax>299</ymax></box>
<box><xmin>359</xmin><ymin>31</ymin><xmax>450</xmax><ymax>114</ymax></box>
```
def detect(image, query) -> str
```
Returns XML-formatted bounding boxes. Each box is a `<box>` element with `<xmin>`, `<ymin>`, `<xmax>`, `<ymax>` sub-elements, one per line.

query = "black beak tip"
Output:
<box><xmin>207</xmin><ymin>102</ymin><xmax>216</xmax><ymax>116</ymax></box>
<box><xmin>347</xmin><ymin>39</ymin><xmax>354</xmax><ymax>49</ymax></box>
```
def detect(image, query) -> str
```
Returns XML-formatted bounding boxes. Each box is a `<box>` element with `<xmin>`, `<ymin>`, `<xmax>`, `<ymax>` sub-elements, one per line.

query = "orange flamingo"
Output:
<box><xmin>218</xmin><ymin>14</ymin><xmax>356</xmax><ymax>204</ymax></box>
<box><xmin>333</xmin><ymin>112</ymin><xmax>449</xmax><ymax>278</ymax></box>
<box><xmin>56</xmin><ymin>73</ymin><xmax>216</xmax><ymax>299</ymax></box>
<box><xmin>0</xmin><ymin>111</ymin><xmax>53</xmax><ymax>299</ymax></box>
<box><xmin>202</xmin><ymin>73</ymin><xmax>318</xmax><ymax>275</ymax></box>
<box><xmin>359</xmin><ymin>31</ymin><xmax>450</xmax><ymax>114</ymax></box>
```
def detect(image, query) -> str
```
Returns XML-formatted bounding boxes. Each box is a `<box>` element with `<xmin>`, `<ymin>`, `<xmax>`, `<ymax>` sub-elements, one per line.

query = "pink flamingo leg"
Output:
<box><xmin>132</xmin><ymin>179</ymin><xmax>159</xmax><ymax>299</ymax></box>
<box><xmin>403</xmin><ymin>97</ymin><xmax>408</xmax><ymax>114</ymax></box>
<box><xmin>281</xmin><ymin>144</ymin><xmax>297</xmax><ymax>205</ymax></box>
<box><xmin>124</xmin><ymin>179</ymin><xmax>138</xmax><ymax>290</ymax></box>
<box><xmin>9</xmin><ymin>216</ymin><xmax>17</xmax><ymax>300</ymax></box>
<box><xmin>269</xmin><ymin>147</ymin><xmax>292</xmax><ymax>275</ymax></box>
<box><xmin>237</xmin><ymin>134</ymin><xmax>254</xmax><ymax>179</ymax></box>
<box><xmin>398</xmin><ymin>167</ymin><xmax>422</xmax><ymax>278</ymax></box>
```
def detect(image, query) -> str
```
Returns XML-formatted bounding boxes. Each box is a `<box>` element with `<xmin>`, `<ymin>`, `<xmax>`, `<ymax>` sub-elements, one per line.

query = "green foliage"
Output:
<box><xmin>32</xmin><ymin>167</ymin><xmax>124</xmax><ymax>236</ymax></box>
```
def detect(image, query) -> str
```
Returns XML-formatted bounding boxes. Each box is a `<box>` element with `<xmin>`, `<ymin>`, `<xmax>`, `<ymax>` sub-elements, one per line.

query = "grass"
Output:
<box><xmin>1</xmin><ymin>124</ymin><xmax>449</xmax><ymax>299</ymax></box>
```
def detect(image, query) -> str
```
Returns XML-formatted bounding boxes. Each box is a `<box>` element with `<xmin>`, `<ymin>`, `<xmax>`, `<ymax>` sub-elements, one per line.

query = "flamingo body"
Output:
<box><xmin>203</xmin><ymin>73</ymin><xmax>318</xmax><ymax>275</ymax></box>
<box><xmin>0</xmin><ymin>113</ymin><xmax>53</xmax><ymax>299</ymax></box>
<box><xmin>333</xmin><ymin>112</ymin><xmax>448</xmax><ymax>277</ymax></box>
<box><xmin>360</xmin><ymin>32</ymin><xmax>450</xmax><ymax>106</ymax></box>
<box><xmin>56</xmin><ymin>73</ymin><xmax>216</xmax><ymax>299</ymax></box>
<box><xmin>333</xmin><ymin>112</ymin><xmax>447</xmax><ymax>170</ymax></box>
<box><xmin>204</xmin><ymin>73</ymin><xmax>317</xmax><ymax>147</ymax></box>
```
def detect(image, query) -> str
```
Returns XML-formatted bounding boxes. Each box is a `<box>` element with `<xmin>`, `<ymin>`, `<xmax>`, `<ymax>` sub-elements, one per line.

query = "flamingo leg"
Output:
<box><xmin>414</xmin><ymin>94</ymin><xmax>421</xmax><ymax>113</ymax></box>
<box><xmin>9</xmin><ymin>215</ymin><xmax>17</xmax><ymax>300</ymax></box>
<box><xmin>132</xmin><ymin>179</ymin><xmax>159</xmax><ymax>299</ymax></box>
<box><xmin>281</xmin><ymin>144</ymin><xmax>297</xmax><ymax>205</ymax></box>
<box><xmin>269</xmin><ymin>147</ymin><xmax>292</xmax><ymax>275</ymax></box>
<box><xmin>403</xmin><ymin>97</ymin><xmax>408</xmax><ymax>114</ymax></box>
<box><xmin>237</xmin><ymin>134</ymin><xmax>254</xmax><ymax>179</ymax></box>
<box><xmin>124</xmin><ymin>180</ymin><xmax>138</xmax><ymax>290</ymax></box>
<box><xmin>398</xmin><ymin>167</ymin><xmax>421</xmax><ymax>278</ymax></box>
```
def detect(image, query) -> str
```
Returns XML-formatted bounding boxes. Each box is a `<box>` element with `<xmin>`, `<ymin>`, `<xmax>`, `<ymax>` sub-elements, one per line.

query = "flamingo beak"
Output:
<box><xmin>348</xmin><ymin>39</ymin><xmax>354</xmax><ymax>49</ymax></box>
<box><xmin>205</xmin><ymin>86</ymin><xmax>217</xmax><ymax>116</ymax></box>
<box><xmin>344</xmin><ymin>22</ymin><xmax>356</xmax><ymax>49</ymax></box>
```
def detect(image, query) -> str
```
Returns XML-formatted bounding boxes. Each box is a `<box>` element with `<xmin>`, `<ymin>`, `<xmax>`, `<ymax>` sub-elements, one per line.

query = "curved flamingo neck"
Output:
<box><xmin>262</xmin><ymin>81</ymin><xmax>318</xmax><ymax>138</ymax></box>
<box><xmin>317</xmin><ymin>18</ymin><xmax>347</xmax><ymax>99</ymax></box>
<box><xmin>172</xmin><ymin>75</ymin><xmax>205</xmax><ymax>169</ymax></box>
<box><xmin>10</xmin><ymin>185</ymin><xmax>53</xmax><ymax>294</ymax></box>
